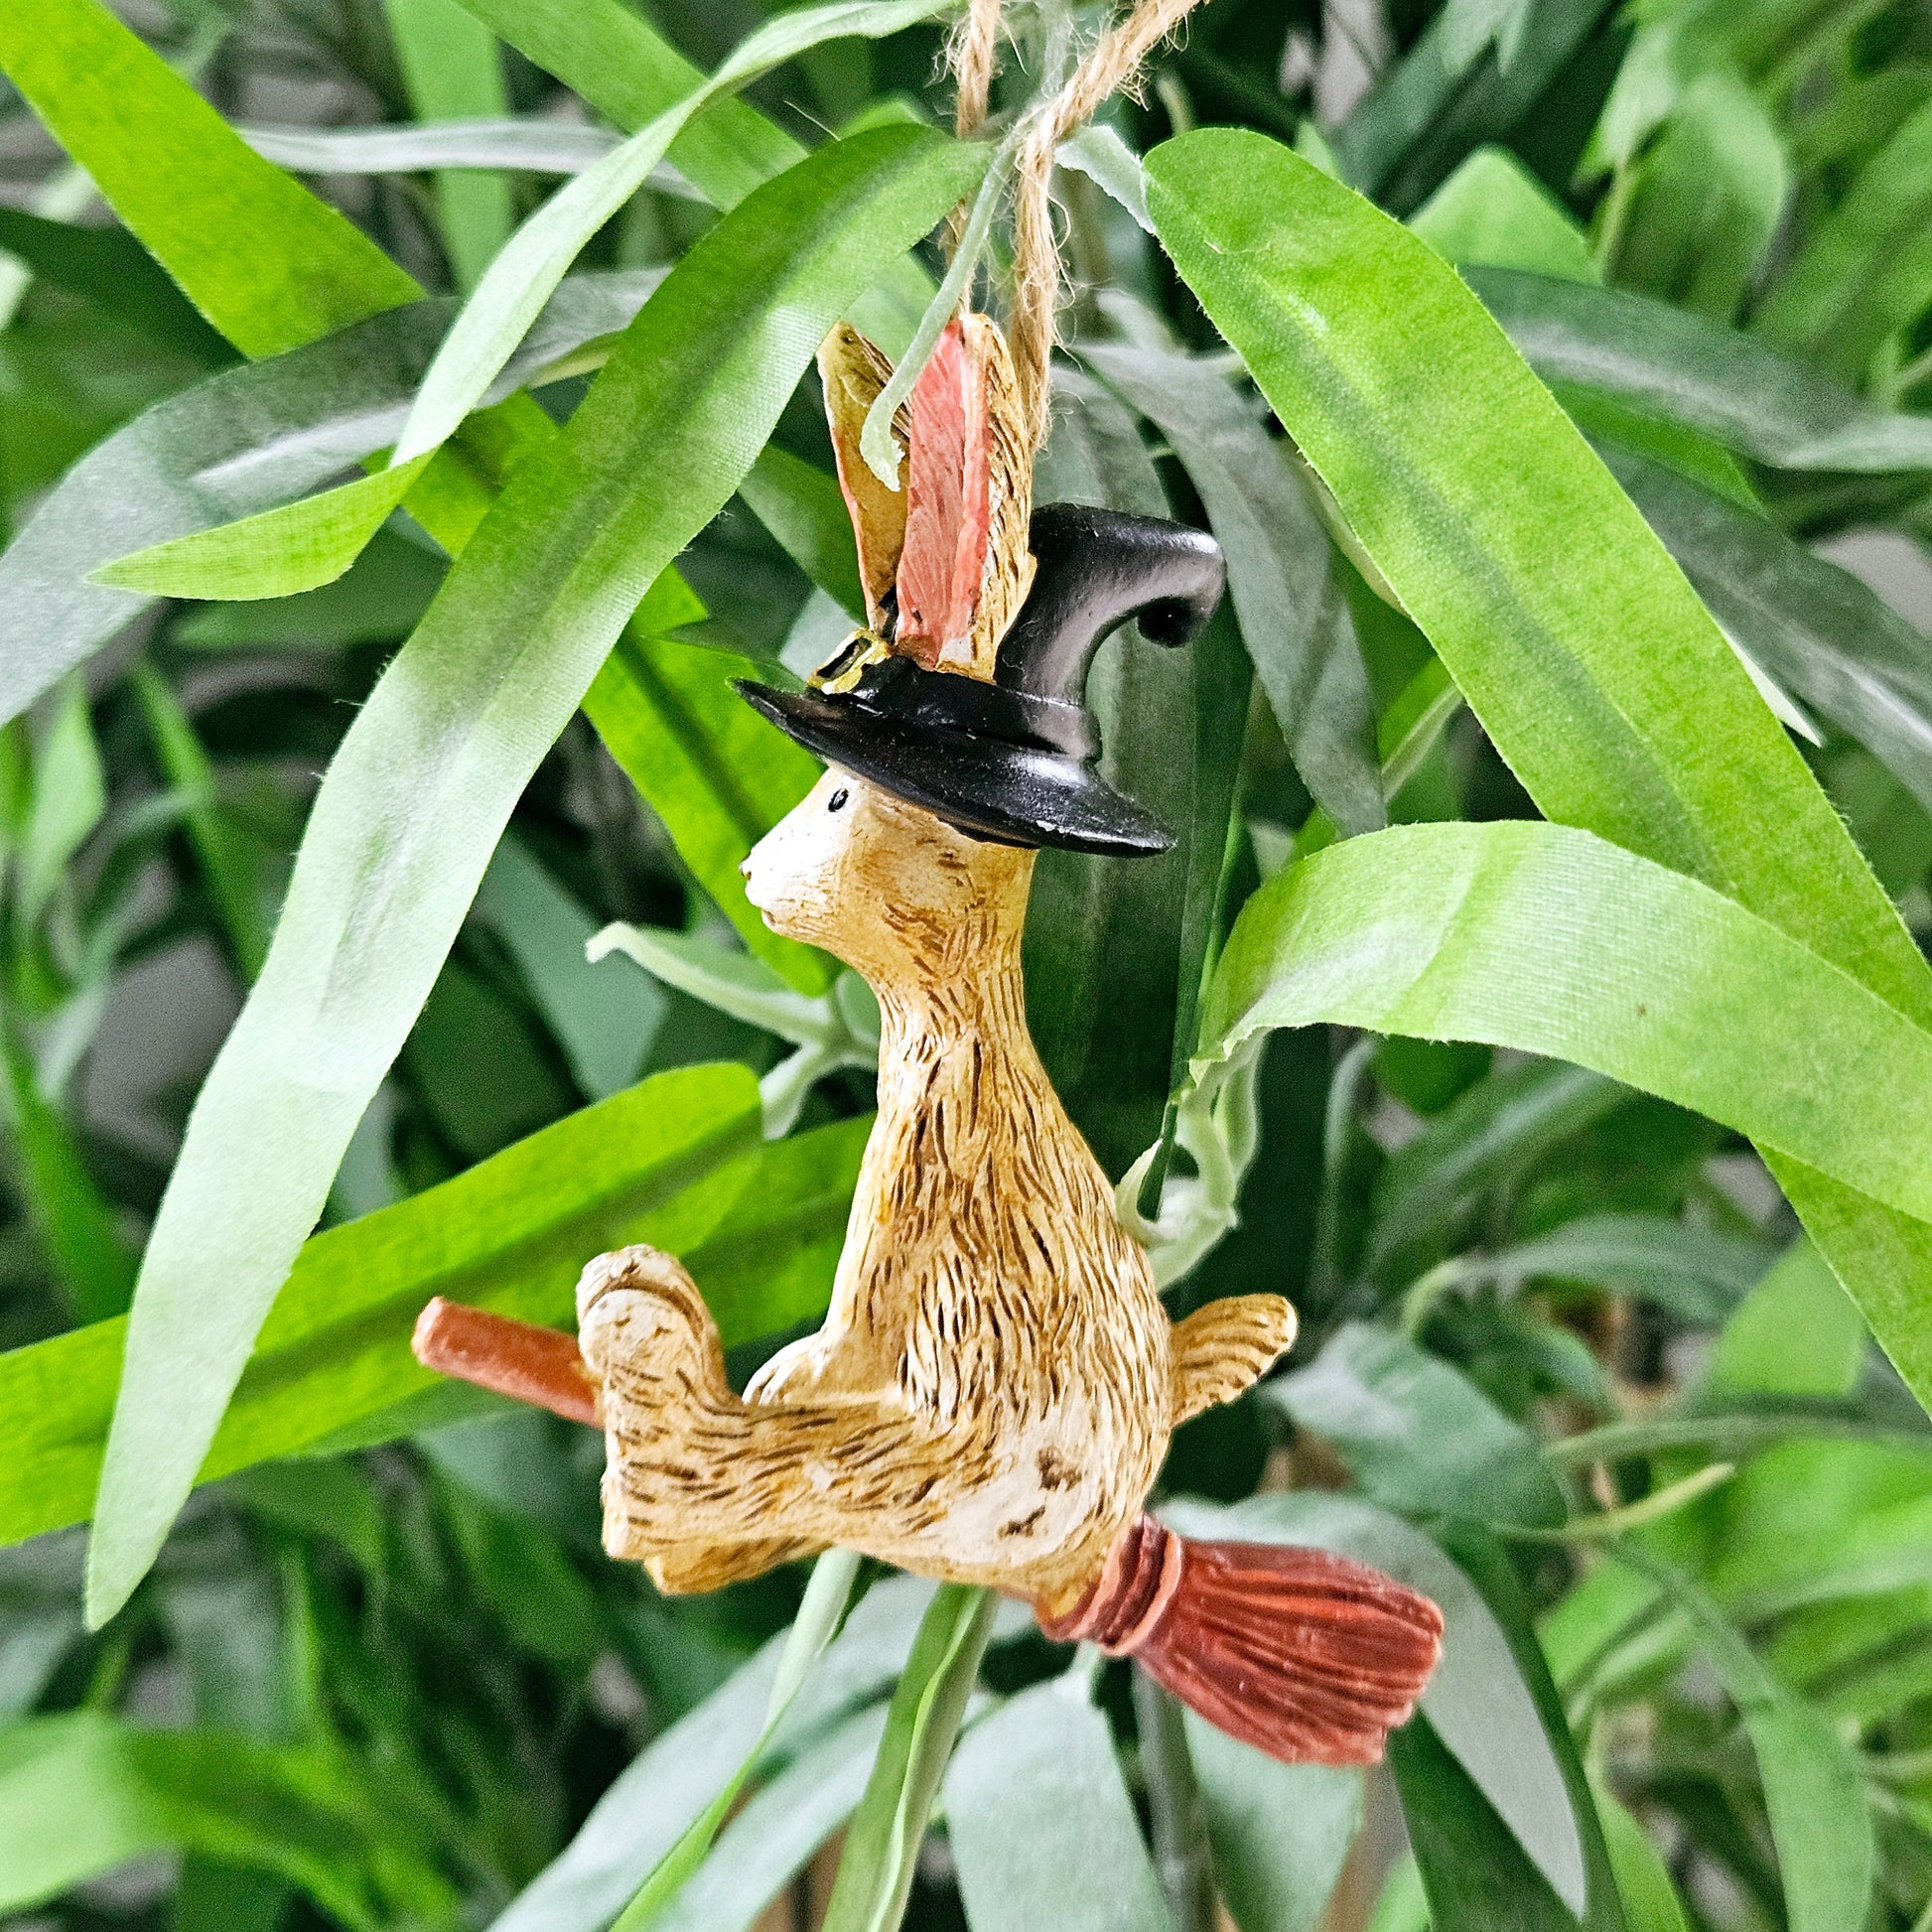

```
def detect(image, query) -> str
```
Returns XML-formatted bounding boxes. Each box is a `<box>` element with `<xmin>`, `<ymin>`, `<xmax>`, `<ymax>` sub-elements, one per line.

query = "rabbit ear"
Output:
<box><xmin>895</xmin><ymin>315</ymin><xmax>1035</xmax><ymax>679</ymax></box>
<box><xmin>820</xmin><ymin>325</ymin><xmax>908</xmax><ymax>633</ymax></box>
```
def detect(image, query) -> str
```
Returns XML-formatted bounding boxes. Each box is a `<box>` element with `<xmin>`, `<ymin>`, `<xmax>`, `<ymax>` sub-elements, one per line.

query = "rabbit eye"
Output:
<box><xmin>828</xmin><ymin>787</ymin><xmax>849</xmax><ymax>813</ymax></box>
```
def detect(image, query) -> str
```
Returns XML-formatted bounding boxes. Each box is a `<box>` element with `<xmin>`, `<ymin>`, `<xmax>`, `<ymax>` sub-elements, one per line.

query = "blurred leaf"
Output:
<box><xmin>130</xmin><ymin>661</ymin><xmax>271</xmax><ymax>976</ymax></box>
<box><xmin>821</xmin><ymin>1584</ymin><xmax>994</xmax><ymax>1932</ymax></box>
<box><xmin>0</xmin><ymin>0</ymin><xmax>418</xmax><ymax>360</ymax></box>
<box><xmin>738</xmin><ymin>444</ymin><xmax>867</xmax><ymax>625</ymax></box>
<box><xmin>1025</xmin><ymin>368</ymin><xmax>1233</xmax><ymax>1174</ymax></box>
<box><xmin>0</xmin><ymin>207</ymin><xmax>231</xmax><ymax>362</ymax></box>
<box><xmin>1334</xmin><ymin>0</ymin><xmax>1617</xmax><ymax>210</ymax></box>
<box><xmin>947</xmin><ymin>1672</ymin><xmax>1172</xmax><ymax>1932</ymax></box>
<box><xmin>1707</xmin><ymin>1237</ymin><xmax>1864</xmax><ymax>1399</ymax></box>
<box><xmin>494</xmin><ymin>1577</ymin><xmax>936</xmax><ymax>1932</ymax></box>
<box><xmin>1148</xmin><ymin>131</ymin><xmax>1932</xmax><ymax>1427</ymax></box>
<box><xmin>476</xmin><ymin>837</ymin><xmax>663</xmax><ymax>1100</ymax></box>
<box><xmin>1594</xmin><ymin>1785</ymin><xmax>1690</xmax><ymax>1932</ymax></box>
<box><xmin>1202</xmin><ymin>818</ymin><xmax>1932</xmax><ymax>1256</ymax></box>
<box><xmin>1755</xmin><ymin>96</ymin><xmax>1932</xmax><ymax>382</ymax></box>
<box><xmin>584</xmin><ymin>623</ymin><xmax>835</xmax><ymax>993</ymax></box>
<box><xmin>1467</xmin><ymin>267</ymin><xmax>1932</xmax><ymax>473</ymax></box>
<box><xmin>1607</xmin><ymin>447</ymin><xmax>1932</xmax><ymax>818</ymax></box>
<box><xmin>1266</xmin><ymin>1321</ymin><xmax>1569</xmax><ymax>1527</ymax></box>
<box><xmin>0</xmin><ymin>1026</ymin><xmax>136</xmax><ymax>1322</ymax></box>
<box><xmin>85</xmin><ymin>124</ymin><xmax>981</xmax><ymax>1629</ymax></box>
<box><xmin>1613</xmin><ymin>72</ymin><xmax>1787</xmax><ymax>322</ymax></box>
<box><xmin>652</xmin><ymin>1703</ymin><xmax>889</xmax><ymax>1932</ymax></box>
<box><xmin>15</xmin><ymin>672</ymin><xmax>104</xmax><ymax>932</ymax></box>
<box><xmin>1407</xmin><ymin>1211</ymin><xmax>1775</xmax><ymax>1328</ymax></box>
<box><xmin>1408</xmin><ymin>145</ymin><xmax>1600</xmax><ymax>283</ymax></box>
<box><xmin>241</xmin><ymin>117</ymin><xmax>627</xmax><ymax>178</ymax></box>
<box><xmin>1609</xmin><ymin>1545</ymin><xmax>1877</xmax><ymax>1932</ymax></box>
<box><xmin>1370</xmin><ymin>1060</ymin><xmax>1624</xmax><ymax>1281</ymax></box>
<box><xmin>0</xmin><ymin>272</ymin><xmax>657</xmax><ymax>722</ymax></box>
<box><xmin>1168</xmin><ymin>1493</ymin><xmax>1586</xmax><ymax>1913</ymax></box>
<box><xmin>0</xmin><ymin>1710</ymin><xmax>455</xmax><ymax>1926</ymax></box>
<box><xmin>613</xmin><ymin>1549</ymin><xmax>861</xmax><ymax>1930</ymax></box>
<box><xmin>1183</xmin><ymin>1714</ymin><xmax>1360</xmax><ymax>1932</ymax></box>
<box><xmin>382</xmin><ymin>0</ymin><xmax>513</xmax><ymax>292</ymax></box>
<box><xmin>1082</xmin><ymin>339</ymin><xmax>1384</xmax><ymax>837</ymax></box>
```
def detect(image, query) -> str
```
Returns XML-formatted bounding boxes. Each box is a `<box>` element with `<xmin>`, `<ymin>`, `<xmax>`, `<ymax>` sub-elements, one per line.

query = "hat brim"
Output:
<box><xmin>737</xmin><ymin>682</ymin><xmax>1174</xmax><ymax>858</ymax></box>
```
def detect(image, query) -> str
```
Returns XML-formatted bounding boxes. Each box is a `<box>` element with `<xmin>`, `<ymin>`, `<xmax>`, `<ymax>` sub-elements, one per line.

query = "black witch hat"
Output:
<box><xmin>736</xmin><ymin>503</ymin><xmax>1225</xmax><ymax>858</ymax></box>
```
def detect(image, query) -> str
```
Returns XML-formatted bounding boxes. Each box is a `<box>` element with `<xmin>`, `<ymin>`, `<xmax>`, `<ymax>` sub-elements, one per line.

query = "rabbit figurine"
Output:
<box><xmin>414</xmin><ymin>318</ymin><xmax>1442</xmax><ymax>1765</ymax></box>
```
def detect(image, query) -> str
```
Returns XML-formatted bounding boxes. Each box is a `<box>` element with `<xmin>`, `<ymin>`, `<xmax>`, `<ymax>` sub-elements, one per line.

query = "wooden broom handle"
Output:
<box><xmin>411</xmin><ymin>1299</ymin><xmax>600</xmax><ymax>1429</ymax></box>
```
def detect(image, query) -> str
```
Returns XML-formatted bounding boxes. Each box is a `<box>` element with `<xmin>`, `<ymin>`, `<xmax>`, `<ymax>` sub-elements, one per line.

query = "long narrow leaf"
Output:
<box><xmin>821</xmin><ymin>1585</ymin><xmax>995</xmax><ymax>1932</ymax></box>
<box><xmin>1198</xmin><ymin>818</ymin><xmax>1932</xmax><ymax>1231</ymax></box>
<box><xmin>1145</xmin><ymin>127</ymin><xmax>1932</xmax><ymax>1424</ymax></box>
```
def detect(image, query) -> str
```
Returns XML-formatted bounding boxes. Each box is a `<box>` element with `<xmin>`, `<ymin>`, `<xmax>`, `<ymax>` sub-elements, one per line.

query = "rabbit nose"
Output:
<box><xmin>739</xmin><ymin>858</ymin><xmax>752</xmax><ymax>879</ymax></box>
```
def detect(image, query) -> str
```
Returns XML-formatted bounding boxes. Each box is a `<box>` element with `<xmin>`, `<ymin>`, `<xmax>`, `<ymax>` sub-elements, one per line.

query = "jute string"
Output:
<box><xmin>951</xmin><ymin>0</ymin><xmax>1208</xmax><ymax>449</ymax></box>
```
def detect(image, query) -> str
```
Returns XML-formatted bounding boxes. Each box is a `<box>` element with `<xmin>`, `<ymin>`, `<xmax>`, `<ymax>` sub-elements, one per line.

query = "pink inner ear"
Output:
<box><xmin>896</xmin><ymin>320</ymin><xmax>992</xmax><ymax>669</ymax></box>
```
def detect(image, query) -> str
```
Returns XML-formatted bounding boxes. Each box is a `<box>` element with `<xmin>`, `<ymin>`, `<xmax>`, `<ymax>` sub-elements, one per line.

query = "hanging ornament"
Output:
<box><xmin>414</xmin><ymin>0</ymin><xmax>1443</xmax><ymax>1768</ymax></box>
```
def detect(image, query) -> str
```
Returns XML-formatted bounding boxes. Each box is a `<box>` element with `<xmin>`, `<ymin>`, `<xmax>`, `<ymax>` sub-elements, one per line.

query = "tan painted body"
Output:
<box><xmin>579</xmin><ymin>771</ymin><xmax>1294</xmax><ymax>1611</ymax></box>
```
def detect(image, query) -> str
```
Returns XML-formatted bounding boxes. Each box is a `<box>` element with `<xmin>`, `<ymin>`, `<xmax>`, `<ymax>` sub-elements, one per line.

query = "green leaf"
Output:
<box><xmin>476</xmin><ymin>837</ymin><xmax>664</xmax><ymax>1100</ymax></box>
<box><xmin>738</xmin><ymin>445</ymin><xmax>868</xmax><ymax>624</ymax></box>
<box><xmin>450</xmin><ymin>0</ymin><xmax>806</xmax><ymax>211</ymax></box>
<box><xmin>583</xmin><ymin>628</ymin><xmax>835</xmax><ymax>994</ymax></box>
<box><xmin>1408</xmin><ymin>145</ymin><xmax>1600</xmax><ymax>283</ymax></box>
<box><xmin>649</xmin><ymin>1704</ymin><xmax>890</xmax><ymax>1932</ymax></box>
<box><xmin>1183</xmin><ymin>1715</ymin><xmax>1360</xmax><ymax>1932</ymax></box>
<box><xmin>15</xmin><ymin>672</ymin><xmax>104</xmax><ymax>931</ymax></box>
<box><xmin>0</xmin><ymin>1711</ymin><xmax>454</xmax><ymax>1926</ymax></box>
<box><xmin>93</xmin><ymin>454</ymin><xmax>433</xmax><ymax>601</ymax></box>
<box><xmin>0</xmin><ymin>272</ymin><xmax>656</xmax><ymax>721</ymax></box>
<box><xmin>391</xmin><ymin>0</ymin><xmax>957</xmax><ymax>470</ymax></box>
<box><xmin>1200</xmin><ymin>819</ymin><xmax>1932</xmax><ymax>1232</ymax></box>
<box><xmin>1755</xmin><ymin>96</ymin><xmax>1932</xmax><ymax>381</ymax></box>
<box><xmin>1607</xmin><ymin>1545</ymin><xmax>1876</xmax><ymax>1932</ymax></box>
<box><xmin>1612</xmin><ymin>71</ymin><xmax>1788</xmax><ymax>322</ymax></box>
<box><xmin>83</xmin><ymin>123</ymin><xmax>981</xmax><ymax>1629</ymax></box>
<box><xmin>1593</xmin><ymin>1785</ymin><xmax>1690</xmax><ymax>1932</ymax></box>
<box><xmin>0</xmin><ymin>206</ymin><xmax>231</xmax><ymax>362</ymax></box>
<box><xmin>1265</xmin><ymin>1321</ymin><xmax>1569</xmax><ymax>1527</ymax></box>
<box><xmin>1145</xmin><ymin>128</ymin><xmax>1932</xmax><ymax>1426</ymax></box>
<box><xmin>0</xmin><ymin>0</ymin><xmax>418</xmax><ymax>360</ymax></box>
<box><xmin>821</xmin><ymin>1584</ymin><xmax>995</xmax><ymax>1932</ymax></box>
<box><xmin>1606</xmin><ymin>448</ymin><xmax>1932</xmax><ymax>817</ymax></box>
<box><xmin>239</xmin><ymin>117</ymin><xmax>630</xmax><ymax>179</ymax></box>
<box><xmin>946</xmin><ymin>1673</ymin><xmax>1173</xmax><ymax>1932</ymax></box>
<box><xmin>382</xmin><ymin>0</ymin><xmax>513</xmax><ymax>292</ymax></box>
<box><xmin>612</xmin><ymin>1549</ymin><xmax>862</xmax><ymax>1931</ymax></box>
<box><xmin>1405</xmin><ymin>1212</ymin><xmax>1775</xmax><ymax>1329</ymax></box>
<box><xmin>1081</xmin><ymin>340</ymin><xmax>1384</xmax><ymax>837</ymax></box>
<box><xmin>1166</xmin><ymin>1493</ymin><xmax>1587</xmax><ymax>1914</ymax></box>
<box><xmin>493</xmin><ymin>1577</ymin><xmax>936</xmax><ymax>1932</ymax></box>
<box><xmin>1466</xmin><ymin>266</ymin><xmax>1932</xmax><ymax>473</ymax></box>
<box><xmin>0</xmin><ymin>1063</ymin><xmax>773</xmax><ymax>1548</ymax></box>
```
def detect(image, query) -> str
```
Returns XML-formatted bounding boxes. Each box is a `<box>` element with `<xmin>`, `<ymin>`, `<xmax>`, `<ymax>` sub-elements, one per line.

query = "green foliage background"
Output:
<box><xmin>1</xmin><ymin>0</ymin><xmax>1931</xmax><ymax>1927</ymax></box>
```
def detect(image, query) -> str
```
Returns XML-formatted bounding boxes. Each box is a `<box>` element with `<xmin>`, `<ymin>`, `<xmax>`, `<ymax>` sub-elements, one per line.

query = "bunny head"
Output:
<box><xmin>741</xmin><ymin>768</ymin><xmax>1033</xmax><ymax>983</ymax></box>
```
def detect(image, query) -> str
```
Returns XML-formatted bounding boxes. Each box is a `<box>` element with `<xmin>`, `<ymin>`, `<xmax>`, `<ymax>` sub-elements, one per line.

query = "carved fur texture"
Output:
<box><xmin>577</xmin><ymin>772</ymin><xmax>1295</xmax><ymax>1610</ymax></box>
